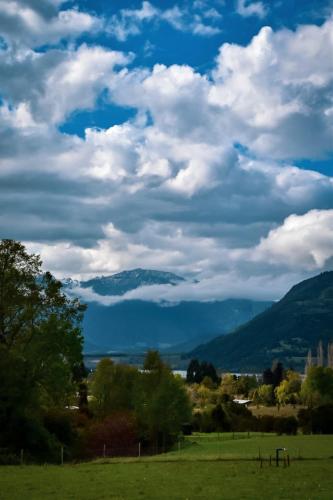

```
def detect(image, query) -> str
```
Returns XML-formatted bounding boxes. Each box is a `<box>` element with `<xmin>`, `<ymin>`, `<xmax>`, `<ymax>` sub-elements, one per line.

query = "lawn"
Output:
<box><xmin>167</xmin><ymin>433</ymin><xmax>333</xmax><ymax>460</ymax></box>
<box><xmin>1</xmin><ymin>460</ymin><xmax>333</xmax><ymax>499</ymax></box>
<box><xmin>1</xmin><ymin>435</ymin><xmax>333</xmax><ymax>499</ymax></box>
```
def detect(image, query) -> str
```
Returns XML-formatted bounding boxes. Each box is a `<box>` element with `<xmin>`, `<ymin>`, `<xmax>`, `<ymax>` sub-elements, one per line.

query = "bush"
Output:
<box><xmin>1</xmin><ymin>413</ymin><xmax>62</xmax><ymax>462</ymax></box>
<box><xmin>257</xmin><ymin>415</ymin><xmax>298</xmax><ymax>434</ymax></box>
<box><xmin>84</xmin><ymin>411</ymin><xmax>139</xmax><ymax>458</ymax></box>
<box><xmin>0</xmin><ymin>450</ymin><xmax>20</xmax><ymax>465</ymax></box>
<box><xmin>44</xmin><ymin>410</ymin><xmax>77</xmax><ymax>447</ymax></box>
<box><xmin>193</xmin><ymin>403</ymin><xmax>258</xmax><ymax>433</ymax></box>
<box><xmin>181</xmin><ymin>423</ymin><xmax>193</xmax><ymax>435</ymax></box>
<box><xmin>224</xmin><ymin>402</ymin><xmax>256</xmax><ymax>432</ymax></box>
<box><xmin>192</xmin><ymin>411</ymin><xmax>215</xmax><ymax>433</ymax></box>
<box><xmin>298</xmin><ymin>405</ymin><xmax>333</xmax><ymax>434</ymax></box>
<box><xmin>274</xmin><ymin>416</ymin><xmax>298</xmax><ymax>435</ymax></box>
<box><xmin>257</xmin><ymin>415</ymin><xmax>276</xmax><ymax>433</ymax></box>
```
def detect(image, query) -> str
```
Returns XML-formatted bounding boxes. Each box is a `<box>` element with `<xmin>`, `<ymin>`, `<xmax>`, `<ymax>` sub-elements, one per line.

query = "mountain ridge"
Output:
<box><xmin>189</xmin><ymin>271</ymin><xmax>333</xmax><ymax>372</ymax></box>
<box><xmin>62</xmin><ymin>268</ymin><xmax>272</xmax><ymax>354</ymax></box>
<box><xmin>65</xmin><ymin>268</ymin><xmax>185</xmax><ymax>297</ymax></box>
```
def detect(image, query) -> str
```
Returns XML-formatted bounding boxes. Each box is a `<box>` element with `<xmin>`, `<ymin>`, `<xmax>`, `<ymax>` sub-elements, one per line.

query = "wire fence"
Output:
<box><xmin>1</xmin><ymin>432</ymin><xmax>332</xmax><ymax>465</ymax></box>
<box><xmin>0</xmin><ymin>443</ymin><xmax>172</xmax><ymax>466</ymax></box>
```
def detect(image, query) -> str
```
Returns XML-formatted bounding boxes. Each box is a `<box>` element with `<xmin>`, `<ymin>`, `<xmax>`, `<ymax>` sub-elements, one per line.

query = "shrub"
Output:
<box><xmin>274</xmin><ymin>416</ymin><xmax>298</xmax><ymax>435</ymax></box>
<box><xmin>44</xmin><ymin>410</ymin><xmax>77</xmax><ymax>447</ymax></box>
<box><xmin>257</xmin><ymin>415</ymin><xmax>277</xmax><ymax>433</ymax></box>
<box><xmin>192</xmin><ymin>411</ymin><xmax>215</xmax><ymax>433</ymax></box>
<box><xmin>298</xmin><ymin>405</ymin><xmax>333</xmax><ymax>434</ymax></box>
<box><xmin>84</xmin><ymin>411</ymin><xmax>139</xmax><ymax>458</ymax></box>
<box><xmin>257</xmin><ymin>415</ymin><xmax>298</xmax><ymax>434</ymax></box>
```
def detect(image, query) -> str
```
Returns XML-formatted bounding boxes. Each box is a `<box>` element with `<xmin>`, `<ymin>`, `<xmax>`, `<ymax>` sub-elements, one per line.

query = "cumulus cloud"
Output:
<box><xmin>106</xmin><ymin>1</ymin><xmax>221</xmax><ymax>41</ymax></box>
<box><xmin>106</xmin><ymin>1</ymin><xmax>158</xmax><ymax>41</ymax></box>
<box><xmin>0</xmin><ymin>0</ymin><xmax>101</xmax><ymax>48</ymax></box>
<box><xmin>0</xmin><ymin>44</ymin><xmax>131</xmax><ymax>125</ymax></box>
<box><xmin>1</xmin><ymin>4</ymin><xmax>333</xmax><ymax>303</ymax></box>
<box><xmin>250</xmin><ymin>209</ymin><xmax>333</xmax><ymax>269</ymax></box>
<box><xmin>36</xmin><ymin>44</ymin><xmax>131</xmax><ymax>124</ymax></box>
<box><xmin>210</xmin><ymin>19</ymin><xmax>333</xmax><ymax>159</ymax></box>
<box><xmin>236</xmin><ymin>0</ymin><xmax>267</xmax><ymax>19</ymax></box>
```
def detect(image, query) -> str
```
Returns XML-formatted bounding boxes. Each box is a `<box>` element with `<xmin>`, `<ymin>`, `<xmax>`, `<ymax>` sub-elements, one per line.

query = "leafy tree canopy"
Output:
<box><xmin>143</xmin><ymin>350</ymin><xmax>165</xmax><ymax>372</ymax></box>
<box><xmin>275</xmin><ymin>370</ymin><xmax>302</xmax><ymax>406</ymax></box>
<box><xmin>91</xmin><ymin>358</ymin><xmax>139</xmax><ymax>416</ymax></box>
<box><xmin>0</xmin><ymin>240</ymin><xmax>86</xmax><ymax>454</ymax></box>
<box><xmin>301</xmin><ymin>366</ymin><xmax>333</xmax><ymax>407</ymax></box>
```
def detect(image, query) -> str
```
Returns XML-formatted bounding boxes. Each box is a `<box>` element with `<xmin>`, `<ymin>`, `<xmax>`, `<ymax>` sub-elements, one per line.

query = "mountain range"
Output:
<box><xmin>63</xmin><ymin>269</ymin><xmax>272</xmax><ymax>354</ymax></box>
<box><xmin>190</xmin><ymin>271</ymin><xmax>333</xmax><ymax>372</ymax></box>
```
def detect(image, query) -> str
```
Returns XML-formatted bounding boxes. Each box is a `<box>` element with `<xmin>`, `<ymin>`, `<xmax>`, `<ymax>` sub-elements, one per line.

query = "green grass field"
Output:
<box><xmin>1</xmin><ymin>435</ymin><xmax>333</xmax><ymax>499</ymax></box>
<box><xmin>168</xmin><ymin>432</ymin><xmax>333</xmax><ymax>460</ymax></box>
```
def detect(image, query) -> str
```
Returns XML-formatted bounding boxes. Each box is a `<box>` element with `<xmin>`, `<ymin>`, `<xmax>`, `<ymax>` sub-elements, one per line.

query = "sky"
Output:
<box><xmin>1</xmin><ymin>0</ymin><xmax>333</xmax><ymax>303</ymax></box>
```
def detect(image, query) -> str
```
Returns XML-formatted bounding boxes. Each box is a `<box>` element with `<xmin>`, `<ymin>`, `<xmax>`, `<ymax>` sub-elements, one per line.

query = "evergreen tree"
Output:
<box><xmin>305</xmin><ymin>349</ymin><xmax>312</xmax><ymax>375</ymax></box>
<box><xmin>317</xmin><ymin>340</ymin><xmax>324</xmax><ymax>367</ymax></box>
<box><xmin>186</xmin><ymin>359</ymin><xmax>202</xmax><ymax>384</ymax></box>
<box><xmin>328</xmin><ymin>343</ymin><xmax>333</xmax><ymax>369</ymax></box>
<box><xmin>272</xmin><ymin>362</ymin><xmax>284</xmax><ymax>388</ymax></box>
<box><xmin>262</xmin><ymin>367</ymin><xmax>274</xmax><ymax>386</ymax></box>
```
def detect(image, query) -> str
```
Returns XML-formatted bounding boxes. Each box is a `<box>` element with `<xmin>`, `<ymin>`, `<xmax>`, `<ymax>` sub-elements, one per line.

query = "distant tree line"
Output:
<box><xmin>185</xmin><ymin>357</ymin><xmax>333</xmax><ymax>435</ymax></box>
<box><xmin>186</xmin><ymin>359</ymin><xmax>219</xmax><ymax>384</ymax></box>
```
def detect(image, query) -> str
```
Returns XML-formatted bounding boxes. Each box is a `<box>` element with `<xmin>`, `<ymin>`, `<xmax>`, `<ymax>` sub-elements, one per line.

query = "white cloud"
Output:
<box><xmin>67</xmin><ymin>271</ymin><xmax>298</xmax><ymax>305</ymax></box>
<box><xmin>250</xmin><ymin>209</ymin><xmax>333</xmax><ymax>269</ymax></box>
<box><xmin>236</xmin><ymin>0</ymin><xmax>267</xmax><ymax>19</ymax></box>
<box><xmin>2</xmin><ymin>8</ymin><xmax>333</xmax><ymax>303</ymax></box>
<box><xmin>106</xmin><ymin>1</ymin><xmax>221</xmax><ymax>41</ymax></box>
<box><xmin>37</xmin><ymin>44</ymin><xmax>131</xmax><ymax>124</ymax></box>
<box><xmin>0</xmin><ymin>44</ymin><xmax>131</xmax><ymax>125</ymax></box>
<box><xmin>0</xmin><ymin>0</ymin><xmax>101</xmax><ymax>48</ymax></box>
<box><xmin>210</xmin><ymin>19</ymin><xmax>333</xmax><ymax>158</ymax></box>
<box><xmin>106</xmin><ymin>1</ymin><xmax>158</xmax><ymax>41</ymax></box>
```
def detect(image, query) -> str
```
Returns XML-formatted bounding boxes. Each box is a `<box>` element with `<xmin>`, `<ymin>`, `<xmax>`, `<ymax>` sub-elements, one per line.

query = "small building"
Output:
<box><xmin>233</xmin><ymin>399</ymin><xmax>252</xmax><ymax>406</ymax></box>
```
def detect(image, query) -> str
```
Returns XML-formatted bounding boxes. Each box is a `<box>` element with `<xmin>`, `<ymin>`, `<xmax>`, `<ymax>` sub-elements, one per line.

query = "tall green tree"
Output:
<box><xmin>143</xmin><ymin>350</ymin><xmax>164</xmax><ymax>372</ymax></box>
<box><xmin>252</xmin><ymin>384</ymin><xmax>274</xmax><ymax>406</ymax></box>
<box><xmin>275</xmin><ymin>370</ymin><xmax>301</xmax><ymax>406</ymax></box>
<box><xmin>91</xmin><ymin>358</ymin><xmax>138</xmax><ymax>416</ymax></box>
<box><xmin>186</xmin><ymin>359</ymin><xmax>201</xmax><ymax>384</ymax></box>
<box><xmin>220</xmin><ymin>373</ymin><xmax>237</xmax><ymax>397</ymax></box>
<box><xmin>186</xmin><ymin>359</ymin><xmax>219</xmax><ymax>385</ymax></box>
<box><xmin>0</xmin><ymin>240</ymin><xmax>86</xmax><ymax>456</ymax></box>
<box><xmin>136</xmin><ymin>353</ymin><xmax>191</xmax><ymax>448</ymax></box>
<box><xmin>301</xmin><ymin>366</ymin><xmax>333</xmax><ymax>407</ymax></box>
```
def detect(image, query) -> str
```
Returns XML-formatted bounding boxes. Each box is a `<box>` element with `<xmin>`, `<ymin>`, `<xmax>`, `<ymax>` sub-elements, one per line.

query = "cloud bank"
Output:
<box><xmin>1</xmin><ymin>1</ymin><xmax>333</xmax><ymax>303</ymax></box>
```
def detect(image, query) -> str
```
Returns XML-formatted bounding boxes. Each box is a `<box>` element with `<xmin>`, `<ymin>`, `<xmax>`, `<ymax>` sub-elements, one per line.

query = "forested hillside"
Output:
<box><xmin>190</xmin><ymin>272</ymin><xmax>333</xmax><ymax>371</ymax></box>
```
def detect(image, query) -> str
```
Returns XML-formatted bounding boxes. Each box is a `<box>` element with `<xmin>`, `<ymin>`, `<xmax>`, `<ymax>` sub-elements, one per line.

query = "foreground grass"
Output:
<box><xmin>1</xmin><ymin>460</ymin><xmax>333</xmax><ymax>499</ymax></box>
<box><xmin>1</xmin><ymin>435</ymin><xmax>333</xmax><ymax>499</ymax></box>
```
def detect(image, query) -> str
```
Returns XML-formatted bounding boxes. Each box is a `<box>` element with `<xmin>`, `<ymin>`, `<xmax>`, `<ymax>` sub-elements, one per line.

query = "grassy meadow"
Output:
<box><xmin>166</xmin><ymin>432</ymin><xmax>333</xmax><ymax>460</ymax></box>
<box><xmin>1</xmin><ymin>434</ymin><xmax>333</xmax><ymax>499</ymax></box>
